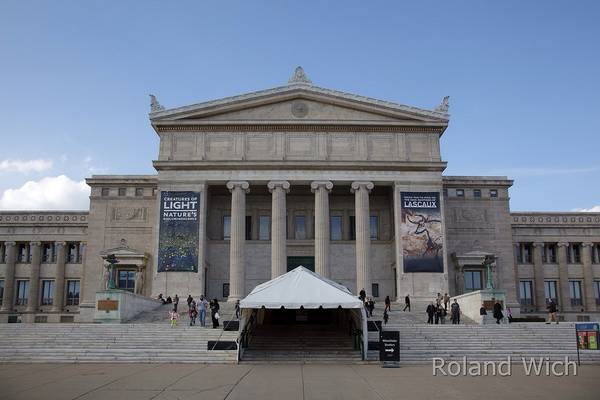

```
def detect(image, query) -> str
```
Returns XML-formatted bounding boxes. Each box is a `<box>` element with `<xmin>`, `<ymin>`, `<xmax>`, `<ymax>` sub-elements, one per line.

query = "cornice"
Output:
<box><xmin>153</xmin><ymin>124</ymin><xmax>445</xmax><ymax>134</ymax></box>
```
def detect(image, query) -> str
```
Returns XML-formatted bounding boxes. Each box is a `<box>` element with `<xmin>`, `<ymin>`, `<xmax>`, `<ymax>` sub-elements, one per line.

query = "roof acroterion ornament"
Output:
<box><xmin>149</xmin><ymin>94</ymin><xmax>165</xmax><ymax>112</ymax></box>
<box><xmin>435</xmin><ymin>96</ymin><xmax>449</xmax><ymax>113</ymax></box>
<box><xmin>288</xmin><ymin>66</ymin><xmax>312</xmax><ymax>85</ymax></box>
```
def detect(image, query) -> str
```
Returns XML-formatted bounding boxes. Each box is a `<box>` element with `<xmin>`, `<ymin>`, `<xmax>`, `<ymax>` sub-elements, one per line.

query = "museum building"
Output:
<box><xmin>0</xmin><ymin>67</ymin><xmax>599</xmax><ymax>323</ymax></box>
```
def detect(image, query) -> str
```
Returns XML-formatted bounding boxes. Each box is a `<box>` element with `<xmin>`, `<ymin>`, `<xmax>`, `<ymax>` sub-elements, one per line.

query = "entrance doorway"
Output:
<box><xmin>287</xmin><ymin>256</ymin><xmax>314</xmax><ymax>272</ymax></box>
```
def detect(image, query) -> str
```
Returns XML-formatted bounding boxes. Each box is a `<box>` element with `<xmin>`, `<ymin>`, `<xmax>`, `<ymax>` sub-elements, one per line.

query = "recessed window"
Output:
<box><xmin>490</xmin><ymin>189</ymin><xmax>498</xmax><ymax>198</ymax></box>
<box><xmin>117</xmin><ymin>270</ymin><xmax>135</xmax><ymax>292</ymax></box>
<box><xmin>543</xmin><ymin>244</ymin><xmax>557</xmax><ymax>263</ymax></box>
<box><xmin>294</xmin><ymin>215</ymin><xmax>306</xmax><ymax>240</ymax></box>
<box><xmin>135</xmin><ymin>188</ymin><xmax>144</xmax><ymax>197</ymax></box>
<box><xmin>245</xmin><ymin>216</ymin><xmax>252</xmax><ymax>240</ymax></box>
<box><xmin>464</xmin><ymin>270</ymin><xmax>482</xmax><ymax>292</ymax></box>
<box><xmin>544</xmin><ymin>281</ymin><xmax>558</xmax><ymax>305</ymax></box>
<box><xmin>519</xmin><ymin>281</ymin><xmax>533</xmax><ymax>306</ymax></box>
<box><xmin>41</xmin><ymin>280</ymin><xmax>55</xmax><ymax>306</ymax></box>
<box><xmin>0</xmin><ymin>243</ymin><xmax>5</xmax><ymax>263</ymax></box>
<box><xmin>372</xmin><ymin>283</ymin><xmax>379</xmax><ymax>298</ymax></box>
<box><xmin>473</xmin><ymin>189</ymin><xmax>481</xmax><ymax>198</ymax></box>
<box><xmin>258</xmin><ymin>216</ymin><xmax>270</xmax><ymax>240</ymax></box>
<box><xmin>223</xmin><ymin>215</ymin><xmax>231</xmax><ymax>240</ymax></box>
<box><xmin>349</xmin><ymin>216</ymin><xmax>356</xmax><ymax>240</ymax></box>
<box><xmin>101</xmin><ymin>188</ymin><xmax>109</xmax><ymax>196</ymax></box>
<box><xmin>330</xmin><ymin>216</ymin><xmax>343</xmax><ymax>241</ymax></box>
<box><xmin>66</xmin><ymin>280</ymin><xmax>80</xmax><ymax>306</ymax></box>
<box><xmin>0</xmin><ymin>280</ymin><xmax>4</xmax><ymax>306</ymax></box>
<box><xmin>570</xmin><ymin>280</ymin><xmax>582</xmax><ymax>306</ymax></box>
<box><xmin>370</xmin><ymin>216</ymin><xmax>379</xmax><ymax>240</ymax></box>
<box><xmin>456</xmin><ymin>189</ymin><xmax>465</xmax><ymax>197</ymax></box>
<box><xmin>118</xmin><ymin>188</ymin><xmax>126</xmax><ymax>196</ymax></box>
<box><xmin>223</xmin><ymin>283</ymin><xmax>230</xmax><ymax>298</ymax></box>
<box><xmin>42</xmin><ymin>243</ymin><xmax>56</xmax><ymax>263</ymax></box>
<box><xmin>16</xmin><ymin>280</ymin><xmax>29</xmax><ymax>306</ymax></box>
<box><xmin>568</xmin><ymin>244</ymin><xmax>582</xmax><ymax>264</ymax></box>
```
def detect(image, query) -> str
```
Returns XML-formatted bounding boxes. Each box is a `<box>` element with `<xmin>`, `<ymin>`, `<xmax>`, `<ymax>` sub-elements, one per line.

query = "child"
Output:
<box><xmin>169</xmin><ymin>309</ymin><xmax>179</xmax><ymax>328</ymax></box>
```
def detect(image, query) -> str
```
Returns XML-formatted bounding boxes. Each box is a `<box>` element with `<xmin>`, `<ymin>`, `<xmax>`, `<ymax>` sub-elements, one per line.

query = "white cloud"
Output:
<box><xmin>0</xmin><ymin>175</ymin><xmax>90</xmax><ymax>210</ymax></box>
<box><xmin>573</xmin><ymin>205</ymin><xmax>600</xmax><ymax>212</ymax></box>
<box><xmin>0</xmin><ymin>159</ymin><xmax>53</xmax><ymax>173</ymax></box>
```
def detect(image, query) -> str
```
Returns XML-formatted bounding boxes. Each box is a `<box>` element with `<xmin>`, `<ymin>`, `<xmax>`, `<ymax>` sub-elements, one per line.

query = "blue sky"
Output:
<box><xmin>0</xmin><ymin>1</ymin><xmax>598</xmax><ymax>211</ymax></box>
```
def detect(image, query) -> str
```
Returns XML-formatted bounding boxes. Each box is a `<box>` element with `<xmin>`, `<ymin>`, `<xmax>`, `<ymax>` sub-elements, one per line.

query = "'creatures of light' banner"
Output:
<box><xmin>401</xmin><ymin>192</ymin><xmax>443</xmax><ymax>273</ymax></box>
<box><xmin>158</xmin><ymin>191</ymin><xmax>200</xmax><ymax>272</ymax></box>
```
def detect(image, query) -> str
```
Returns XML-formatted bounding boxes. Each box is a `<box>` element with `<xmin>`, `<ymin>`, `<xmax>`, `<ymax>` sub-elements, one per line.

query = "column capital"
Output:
<box><xmin>533</xmin><ymin>242</ymin><xmax>545</xmax><ymax>248</ymax></box>
<box><xmin>30</xmin><ymin>241</ymin><xmax>42</xmax><ymax>247</ymax></box>
<box><xmin>3</xmin><ymin>241</ymin><xmax>16</xmax><ymax>247</ymax></box>
<box><xmin>267</xmin><ymin>180</ymin><xmax>290</xmax><ymax>193</ymax></box>
<box><xmin>582</xmin><ymin>242</ymin><xmax>594</xmax><ymax>248</ymax></box>
<box><xmin>310</xmin><ymin>181</ymin><xmax>333</xmax><ymax>193</ymax></box>
<box><xmin>226</xmin><ymin>181</ymin><xmax>250</xmax><ymax>193</ymax></box>
<box><xmin>350</xmin><ymin>181</ymin><xmax>374</xmax><ymax>193</ymax></box>
<box><xmin>557</xmin><ymin>242</ymin><xmax>569</xmax><ymax>248</ymax></box>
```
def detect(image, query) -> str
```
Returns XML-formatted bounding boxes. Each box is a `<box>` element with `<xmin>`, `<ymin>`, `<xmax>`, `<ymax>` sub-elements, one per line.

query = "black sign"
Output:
<box><xmin>379</xmin><ymin>330</ymin><xmax>400</xmax><ymax>362</ymax></box>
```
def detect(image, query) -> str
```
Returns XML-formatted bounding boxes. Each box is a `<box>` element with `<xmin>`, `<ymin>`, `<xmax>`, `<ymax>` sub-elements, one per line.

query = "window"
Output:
<box><xmin>16</xmin><ymin>280</ymin><xmax>29</xmax><ymax>305</ymax></box>
<box><xmin>349</xmin><ymin>216</ymin><xmax>356</xmax><ymax>240</ymax></box>
<box><xmin>294</xmin><ymin>215</ymin><xmax>306</xmax><ymax>240</ymax></box>
<box><xmin>593</xmin><ymin>244</ymin><xmax>600</xmax><ymax>264</ymax></box>
<box><xmin>258</xmin><ymin>216</ymin><xmax>270</xmax><ymax>240</ymax></box>
<box><xmin>0</xmin><ymin>243</ymin><xmax>6</xmax><ymax>263</ymax></box>
<box><xmin>330</xmin><ymin>216</ymin><xmax>343</xmax><ymax>241</ymax></box>
<box><xmin>17</xmin><ymin>243</ymin><xmax>29</xmax><ymax>263</ymax></box>
<box><xmin>118</xmin><ymin>270</ymin><xmax>135</xmax><ymax>292</ymax></box>
<box><xmin>594</xmin><ymin>281</ymin><xmax>600</xmax><ymax>306</ymax></box>
<box><xmin>223</xmin><ymin>215</ymin><xmax>231</xmax><ymax>240</ymax></box>
<box><xmin>370</xmin><ymin>216</ymin><xmax>379</xmax><ymax>240</ymax></box>
<box><xmin>0</xmin><ymin>280</ymin><xmax>3</xmax><ymax>306</ymax></box>
<box><xmin>118</xmin><ymin>188</ymin><xmax>126</xmax><ymax>196</ymax></box>
<box><xmin>372</xmin><ymin>283</ymin><xmax>379</xmax><ymax>298</ymax></box>
<box><xmin>135</xmin><ymin>188</ymin><xmax>144</xmax><ymax>197</ymax></box>
<box><xmin>515</xmin><ymin>245</ymin><xmax>522</xmax><ymax>264</ymax></box>
<box><xmin>66</xmin><ymin>280</ymin><xmax>80</xmax><ymax>306</ymax></box>
<box><xmin>544</xmin><ymin>281</ymin><xmax>558</xmax><ymax>304</ymax></box>
<box><xmin>41</xmin><ymin>280</ymin><xmax>55</xmax><ymax>305</ymax></box>
<box><xmin>456</xmin><ymin>189</ymin><xmax>465</xmax><ymax>197</ymax></box>
<box><xmin>522</xmin><ymin>243</ymin><xmax>533</xmax><ymax>264</ymax></box>
<box><xmin>464</xmin><ymin>270</ymin><xmax>482</xmax><ymax>292</ymax></box>
<box><xmin>490</xmin><ymin>189</ymin><xmax>498</xmax><ymax>198</ymax></box>
<box><xmin>67</xmin><ymin>243</ymin><xmax>80</xmax><ymax>263</ymax></box>
<box><xmin>245</xmin><ymin>216</ymin><xmax>252</xmax><ymax>240</ymax></box>
<box><xmin>569</xmin><ymin>244</ymin><xmax>582</xmax><ymax>263</ymax></box>
<box><xmin>569</xmin><ymin>280</ymin><xmax>582</xmax><ymax>306</ymax></box>
<box><xmin>223</xmin><ymin>283</ymin><xmax>230</xmax><ymax>298</ymax></box>
<box><xmin>543</xmin><ymin>244</ymin><xmax>557</xmax><ymax>263</ymax></box>
<box><xmin>473</xmin><ymin>189</ymin><xmax>481</xmax><ymax>198</ymax></box>
<box><xmin>101</xmin><ymin>188</ymin><xmax>109</xmax><ymax>196</ymax></box>
<box><xmin>42</xmin><ymin>243</ymin><xmax>55</xmax><ymax>263</ymax></box>
<box><xmin>519</xmin><ymin>281</ymin><xmax>533</xmax><ymax>306</ymax></box>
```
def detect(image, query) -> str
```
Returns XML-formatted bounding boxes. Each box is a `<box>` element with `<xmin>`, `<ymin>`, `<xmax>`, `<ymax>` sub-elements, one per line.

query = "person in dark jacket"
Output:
<box><xmin>384</xmin><ymin>296</ymin><xmax>391</xmax><ymax>312</ymax></box>
<box><xmin>426</xmin><ymin>302</ymin><xmax>436</xmax><ymax>324</ymax></box>
<box><xmin>173</xmin><ymin>294</ymin><xmax>179</xmax><ymax>312</ymax></box>
<box><xmin>546</xmin><ymin>298</ymin><xmax>559</xmax><ymax>324</ymax></box>
<box><xmin>493</xmin><ymin>301</ymin><xmax>503</xmax><ymax>324</ymax></box>
<box><xmin>480</xmin><ymin>303</ymin><xmax>487</xmax><ymax>316</ymax></box>
<box><xmin>383</xmin><ymin>310</ymin><xmax>389</xmax><ymax>325</ymax></box>
<box><xmin>359</xmin><ymin>288</ymin><xmax>366</xmax><ymax>302</ymax></box>
<box><xmin>187</xmin><ymin>295</ymin><xmax>193</xmax><ymax>310</ymax></box>
<box><xmin>210</xmin><ymin>299</ymin><xmax>220</xmax><ymax>328</ymax></box>
<box><xmin>450</xmin><ymin>300</ymin><xmax>461</xmax><ymax>324</ymax></box>
<box><xmin>403</xmin><ymin>295</ymin><xmax>411</xmax><ymax>312</ymax></box>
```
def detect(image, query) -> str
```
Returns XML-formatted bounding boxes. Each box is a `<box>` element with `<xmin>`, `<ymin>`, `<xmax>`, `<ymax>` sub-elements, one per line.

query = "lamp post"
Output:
<box><xmin>483</xmin><ymin>255</ymin><xmax>496</xmax><ymax>290</ymax></box>
<box><xmin>105</xmin><ymin>254</ymin><xmax>119</xmax><ymax>290</ymax></box>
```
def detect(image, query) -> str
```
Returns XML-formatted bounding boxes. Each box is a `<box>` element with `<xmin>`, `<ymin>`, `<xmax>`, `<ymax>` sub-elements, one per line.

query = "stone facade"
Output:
<box><xmin>1</xmin><ymin>69</ymin><xmax>599</xmax><ymax>322</ymax></box>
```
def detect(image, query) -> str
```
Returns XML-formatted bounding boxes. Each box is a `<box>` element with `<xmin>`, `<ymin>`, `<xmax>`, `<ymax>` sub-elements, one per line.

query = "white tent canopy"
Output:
<box><xmin>240</xmin><ymin>266</ymin><xmax>363</xmax><ymax>309</ymax></box>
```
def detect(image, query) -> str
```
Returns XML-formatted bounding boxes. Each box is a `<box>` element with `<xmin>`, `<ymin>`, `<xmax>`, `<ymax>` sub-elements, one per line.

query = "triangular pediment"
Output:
<box><xmin>150</xmin><ymin>84</ymin><xmax>449</xmax><ymax>126</ymax></box>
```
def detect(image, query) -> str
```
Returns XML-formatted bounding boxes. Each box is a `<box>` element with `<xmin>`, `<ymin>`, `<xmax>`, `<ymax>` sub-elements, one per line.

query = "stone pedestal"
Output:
<box><xmin>94</xmin><ymin>290</ymin><xmax>162</xmax><ymax>323</ymax></box>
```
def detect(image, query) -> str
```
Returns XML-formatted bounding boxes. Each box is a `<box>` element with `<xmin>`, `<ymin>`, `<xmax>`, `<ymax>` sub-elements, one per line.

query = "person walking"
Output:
<box><xmin>403</xmin><ymin>294</ymin><xmax>411</xmax><ymax>312</ymax></box>
<box><xmin>436</xmin><ymin>293</ymin><xmax>442</xmax><ymax>307</ymax></box>
<box><xmin>426</xmin><ymin>302</ymin><xmax>435</xmax><ymax>324</ymax></box>
<box><xmin>443</xmin><ymin>293</ymin><xmax>450</xmax><ymax>311</ymax></box>
<box><xmin>210</xmin><ymin>299</ymin><xmax>220</xmax><ymax>328</ymax></box>
<box><xmin>198</xmin><ymin>296</ymin><xmax>209</xmax><ymax>327</ymax></box>
<box><xmin>450</xmin><ymin>299</ymin><xmax>461</xmax><ymax>325</ymax></box>
<box><xmin>493</xmin><ymin>301</ymin><xmax>504</xmax><ymax>324</ymax></box>
<box><xmin>480</xmin><ymin>303</ymin><xmax>488</xmax><ymax>316</ymax></box>
<box><xmin>546</xmin><ymin>298</ymin><xmax>559</xmax><ymax>324</ymax></box>
<box><xmin>187</xmin><ymin>294</ymin><xmax>193</xmax><ymax>310</ymax></box>
<box><xmin>188</xmin><ymin>301</ymin><xmax>198</xmax><ymax>326</ymax></box>
<box><xmin>169</xmin><ymin>308</ymin><xmax>179</xmax><ymax>328</ymax></box>
<box><xmin>383</xmin><ymin>309</ymin><xmax>389</xmax><ymax>325</ymax></box>
<box><xmin>434</xmin><ymin>304</ymin><xmax>441</xmax><ymax>324</ymax></box>
<box><xmin>173</xmin><ymin>294</ymin><xmax>179</xmax><ymax>312</ymax></box>
<box><xmin>359</xmin><ymin>288</ymin><xmax>366</xmax><ymax>302</ymax></box>
<box><xmin>384</xmin><ymin>295</ymin><xmax>391</xmax><ymax>312</ymax></box>
<box><xmin>506</xmin><ymin>307</ymin><xmax>513</xmax><ymax>323</ymax></box>
<box><xmin>235</xmin><ymin>299</ymin><xmax>241</xmax><ymax>319</ymax></box>
<box><xmin>367</xmin><ymin>297</ymin><xmax>375</xmax><ymax>318</ymax></box>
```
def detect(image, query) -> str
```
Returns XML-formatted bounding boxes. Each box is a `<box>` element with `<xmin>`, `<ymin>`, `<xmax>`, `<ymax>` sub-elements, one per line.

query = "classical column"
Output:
<box><xmin>582</xmin><ymin>243</ymin><xmax>595</xmax><ymax>311</ymax></box>
<box><xmin>311</xmin><ymin>181</ymin><xmax>333</xmax><ymax>278</ymax></box>
<box><xmin>532</xmin><ymin>243</ymin><xmax>545</xmax><ymax>312</ymax></box>
<box><xmin>557</xmin><ymin>242</ymin><xmax>570</xmax><ymax>312</ymax></box>
<box><xmin>226</xmin><ymin>181</ymin><xmax>249</xmax><ymax>301</ymax></box>
<box><xmin>26</xmin><ymin>242</ymin><xmax>42</xmax><ymax>313</ymax></box>
<box><xmin>351</xmin><ymin>181</ymin><xmax>374</xmax><ymax>295</ymax></box>
<box><xmin>51</xmin><ymin>242</ymin><xmax>66</xmax><ymax>312</ymax></box>
<box><xmin>0</xmin><ymin>242</ymin><xmax>16</xmax><ymax>312</ymax></box>
<box><xmin>268</xmin><ymin>181</ymin><xmax>290</xmax><ymax>278</ymax></box>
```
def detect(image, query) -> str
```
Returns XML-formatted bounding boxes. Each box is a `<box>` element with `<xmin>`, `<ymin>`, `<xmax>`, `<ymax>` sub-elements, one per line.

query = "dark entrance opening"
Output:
<box><xmin>287</xmin><ymin>256</ymin><xmax>314</xmax><ymax>272</ymax></box>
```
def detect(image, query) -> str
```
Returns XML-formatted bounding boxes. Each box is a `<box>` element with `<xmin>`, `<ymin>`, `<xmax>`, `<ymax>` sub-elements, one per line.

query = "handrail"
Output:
<box><xmin>209</xmin><ymin>308</ymin><xmax>238</xmax><ymax>352</ymax></box>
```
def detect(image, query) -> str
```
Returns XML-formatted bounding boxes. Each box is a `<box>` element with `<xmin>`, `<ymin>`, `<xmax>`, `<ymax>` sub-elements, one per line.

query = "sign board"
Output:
<box><xmin>158</xmin><ymin>191</ymin><xmax>200</xmax><ymax>272</ymax></box>
<box><xmin>483</xmin><ymin>300</ymin><xmax>504</xmax><ymax>310</ymax></box>
<box><xmin>576</xmin><ymin>323</ymin><xmax>599</xmax><ymax>350</ymax></box>
<box><xmin>97</xmin><ymin>299</ymin><xmax>119</xmax><ymax>311</ymax></box>
<box><xmin>379</xmin><ymin>330</ymin><xmax>400</xmax><ymax>362</ymax></box>
<box><xmin>400</xmin><ymin>192</ymin><xmax>444</xmax><ymax>273</ymax></box>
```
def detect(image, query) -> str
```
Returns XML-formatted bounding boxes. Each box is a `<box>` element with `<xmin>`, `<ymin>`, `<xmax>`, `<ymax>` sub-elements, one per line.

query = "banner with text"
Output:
<box><xmin>401</xmin><ymin>192</ymin><xmax>444</xmax><ymax>273</ymax></box>
<box><xmin>158</xmin><ymin>191</ymin><xmax>200</xmax><ymax>272</ymax></box>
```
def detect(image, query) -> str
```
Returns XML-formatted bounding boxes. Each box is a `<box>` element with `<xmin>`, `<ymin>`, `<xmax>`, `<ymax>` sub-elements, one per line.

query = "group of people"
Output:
<box><xmin>479</xmin><ymin>301</ymin><xmax>513</xmax><ymax>324</ymax></box>
<box><xmin>426</xmin><ymin>293</ymin><xmax>461</xmax><ymax>324</ymax></box>
<box><xmin>159</xmin><ymin>293</ymin><xmax>226</xmax><ymax>329</ymax></box>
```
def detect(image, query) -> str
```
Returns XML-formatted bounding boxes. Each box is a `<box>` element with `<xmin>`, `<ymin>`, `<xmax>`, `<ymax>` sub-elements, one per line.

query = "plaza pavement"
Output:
<box><xmin>0</xmin><ymin>363</ymin><xmax>599</xmax><ymax>400</ymax></box>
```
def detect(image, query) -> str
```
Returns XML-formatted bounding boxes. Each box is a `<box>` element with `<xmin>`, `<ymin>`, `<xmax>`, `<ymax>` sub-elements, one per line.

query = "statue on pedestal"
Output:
<box><xmin>104</xmin><ymin>254</ymin><xmax>119</xmax><ymax>290</ymax></box>
<box><xmin>483</xmin><ymin>255</ymin><xmax>496</xmax><ymax>289</ymax></box>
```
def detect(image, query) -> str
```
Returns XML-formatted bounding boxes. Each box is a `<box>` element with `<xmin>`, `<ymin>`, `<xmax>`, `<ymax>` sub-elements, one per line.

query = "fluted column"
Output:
<box><xmin>351</xmin><ymin>181</ymin><xmax>374</xmax><ymax>295</ymax></box>
<box><xmin>311</xmin><ymin>181</ymin><xmax>333</xmax><ymax>278</ymax></box>
<box><xmin>582</xmin><ymin>243</ymin><xmax>595</xmax><ymax>311</ymax></box>
<box><xmin>268</xmin><ymin>181</ymin><xmax>290</xmax><ymax>278</ymax></box>
<box><xmin>557</xmin><ymin>242</ymin><xmax>569</xmax><ymax>312</ymax></box>
<box><xmin>226</xmin><ymin>181</ymin><xmax>249</xmax><ymax>301</ymax></box>
<box><xmin>0</xmin><ymin>242</ymin><xmax>16</xmax><ymax>312</ymax></box>
<box><xmin>26</xmin><ymin>242</ymin><xmax>42</xmax><ymax>313</ymax></box>
<box><xmin>51</xmin><ymin>242</ymin><xmax>66</xmax><ymax>312</ymax></box>
<box><xmin>532</xmin><ymin>242</ymin><xmax>545</xmax><ymax>312</ymax></box>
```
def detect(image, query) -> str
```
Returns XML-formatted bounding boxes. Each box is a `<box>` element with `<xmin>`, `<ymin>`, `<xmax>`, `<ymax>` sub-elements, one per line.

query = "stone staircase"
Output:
<box><xmin>241</xmin><ymin>324</ymin><xmax>362</xmax><ymax>364</ymax></box>
<box><xmin>130</xmin><ymin>301</ymin><xmax>238</xmax><ymax>324</ymax></box>
<box><xmin>0</xmin><ymin>323</ymin><xmax>239</xmax><ymax>363</ymax></box>
<box><xmin>366</xmin><ymin>322</ymin><xmax>600</xmax><ymax>364</ymax></box>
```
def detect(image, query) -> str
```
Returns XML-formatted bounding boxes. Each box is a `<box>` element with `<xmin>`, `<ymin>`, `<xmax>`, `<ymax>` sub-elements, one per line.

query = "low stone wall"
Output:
<box><xmin>94</xmin><ymin>290</ymin><xmax>162</xmax><ymax>323</ymax></box>
<box><xmin>452</xmin><ymin>289</ymin><xmax>507</xmax><ymax>324</ymax></box>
